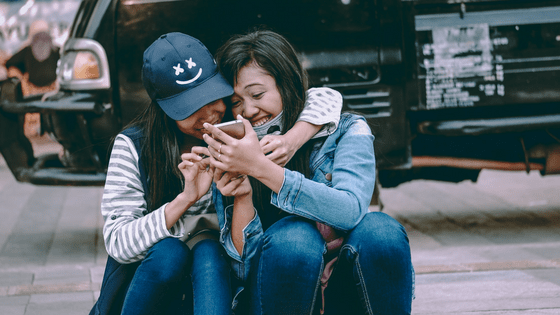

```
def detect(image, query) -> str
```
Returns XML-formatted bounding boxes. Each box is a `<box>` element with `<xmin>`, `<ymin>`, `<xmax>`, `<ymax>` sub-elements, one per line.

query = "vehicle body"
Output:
<box><xmin>1</xmin><ymin>0</ymin><xmax>560</xmax><ymax>188</ymax></box>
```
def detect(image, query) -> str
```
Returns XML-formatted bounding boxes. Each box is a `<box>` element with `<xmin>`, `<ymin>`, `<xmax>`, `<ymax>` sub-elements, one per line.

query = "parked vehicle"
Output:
<box><xmin>1</xmin><ymin>0</ymin><xmax>560</xmax><ymax>188</ymax></box>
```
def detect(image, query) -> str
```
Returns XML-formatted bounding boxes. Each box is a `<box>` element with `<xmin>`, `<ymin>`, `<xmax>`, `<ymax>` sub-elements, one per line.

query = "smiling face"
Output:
<box><xmin>230</xmin><ymin>62</ymin><xmax>283</xmax><ymax>127</ymax></box>
<box><xmin>175</xmin><ymin>98</ymin><xmax>226</xmax><ymax>139</ymax></box>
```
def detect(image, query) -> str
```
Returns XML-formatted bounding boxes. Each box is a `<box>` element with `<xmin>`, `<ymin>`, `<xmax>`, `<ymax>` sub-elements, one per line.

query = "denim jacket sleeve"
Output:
<box><xmin>213</xmin><ymin>186</ymin><xmax>263</xmax><ymax>282</ymax></box>
<box><xmin>271</xmin><ymin>114</ymin><xmax>376</xmax><ymax>231</ymax></box>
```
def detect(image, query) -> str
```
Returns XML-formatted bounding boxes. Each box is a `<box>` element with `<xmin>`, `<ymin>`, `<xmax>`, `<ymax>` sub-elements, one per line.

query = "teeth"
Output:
<box><xmin>253</xmin><ymin>117</ymin><xmax>270</xmax><ymax>127</ymax></box>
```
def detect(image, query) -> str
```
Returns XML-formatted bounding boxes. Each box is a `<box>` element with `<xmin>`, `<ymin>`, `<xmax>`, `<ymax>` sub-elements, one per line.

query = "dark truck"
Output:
<box><xmin>1</xmin><ymin>0</ymin><xmax>560</xmax><ymax>189</ymax></box>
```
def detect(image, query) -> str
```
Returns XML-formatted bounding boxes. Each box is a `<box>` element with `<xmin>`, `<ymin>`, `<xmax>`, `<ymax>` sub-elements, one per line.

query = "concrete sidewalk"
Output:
<box><xmin>1</xmin><ymin>138</ymin><xmax>560</xmax><ymax>314</ymax></box>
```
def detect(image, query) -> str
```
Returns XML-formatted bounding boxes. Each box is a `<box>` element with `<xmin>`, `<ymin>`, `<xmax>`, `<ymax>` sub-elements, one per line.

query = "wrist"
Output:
<box><xmin>234</xmin><ymin>191</ymin><xmax>253</xmax><ymax>207</ymax></box>
<box><xmin>175</xmin><ymin>192</ymin><xmax>197</xmax><ymax>208</ymax></box>
<box><xmin>251</xmin><ymin>158</ymin><xmax>285</xmax><ymax>193</ymax></box>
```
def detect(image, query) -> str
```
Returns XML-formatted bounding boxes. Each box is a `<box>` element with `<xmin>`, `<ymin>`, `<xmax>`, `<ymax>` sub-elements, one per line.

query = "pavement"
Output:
<box><xmin>1</xmin><ymin>136</ymin><xmax>560</xmax><ymax>314</ymax></box>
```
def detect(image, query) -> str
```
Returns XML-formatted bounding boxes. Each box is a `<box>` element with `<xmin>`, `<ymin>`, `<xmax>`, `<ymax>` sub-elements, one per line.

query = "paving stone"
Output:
<box><xmin>524</xmin><ymin>268</ymin><xmax>560</xmax><ymax>286</ymax></box>
<box><xmin>47</xmin><ymin>187</ymin><xmax>103</xmax><ymax>266</ymax></box>
<box><xmin>25</xmin><ymin>292</ymin><xmax>94</xmax><ymax>315</ymax></box>
<box><xmin>0</xmin><ymin>272</ymin><xmax>33</xmax><ymax>287</ymax></box>
<box><xmin>413</xmin><ymin>270</ymin><xmax>560</xmax><ymax>313</ymax></box>
<box><xmin>0</xmin><ymin>172</ymin><xmax>36</xmax><ymax>252</ymax></box>
<box><xmin>33</xmin><ymin>267</ymin><xmax>90</xmax><ymax>286</ymax></box>
<box><xmin>90</xmin><ymin>265</ymin><xmax>105</xmax><ymax>284</ymax></box>
<box><xmin>0</xmin><ymin>295</ymin><xmax>30</xmax><ymax>305</ymax></box>
<box><xmin>0</xmin><ymin>305</ymin><xmax>26</xmax><ymax>315</ymax></box>
<box><xmin>0</xmin><ymin>186</ymin><xmax>67</xmax><ymax>267</ymax></box>
<box><xmin>28</xmin><ymin>291</ymin><xmax>92</xmax><ymax>304</ymax></box>
<box><xmin>8</xmin><ymin>282</ymin><xmax>92</xmax><ymax>296</ymax></box>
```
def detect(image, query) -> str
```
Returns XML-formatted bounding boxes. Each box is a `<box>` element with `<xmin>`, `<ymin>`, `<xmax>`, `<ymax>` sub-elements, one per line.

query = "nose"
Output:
<box><xmin>242</xmin><ymin>100</ymin><xmax>259</xmax><ymax>119</ymax></box>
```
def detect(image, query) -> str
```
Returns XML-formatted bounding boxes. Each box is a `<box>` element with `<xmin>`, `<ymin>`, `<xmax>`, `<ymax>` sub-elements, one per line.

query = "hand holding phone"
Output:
<box><xmin>213</xmin><ymin>120</ymin><xmax>245</xmax><ymax>139</ymax></box>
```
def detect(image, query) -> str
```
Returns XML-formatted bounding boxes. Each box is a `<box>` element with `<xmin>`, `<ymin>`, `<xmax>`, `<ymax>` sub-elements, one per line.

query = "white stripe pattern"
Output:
<box><xmin>102</xmin><ymin>134</ymin><xmax>214</xmax><ymax>264</ymax></box>
<box><xmin>299</xmin><ymin>87</ymin><xmax>343</xmax><ymax>138</ymax></box>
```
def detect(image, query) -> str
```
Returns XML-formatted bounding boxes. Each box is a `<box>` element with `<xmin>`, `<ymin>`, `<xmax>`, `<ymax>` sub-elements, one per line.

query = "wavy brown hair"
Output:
<box><xmin>216</xmin><ymin>30</ymin><xmax>316</xmax><ymax>227</ymax></box>
<box><xmin>126</xmin><ymin>101</ymin><xmax>183</xmax><ymax>211</ymax></box>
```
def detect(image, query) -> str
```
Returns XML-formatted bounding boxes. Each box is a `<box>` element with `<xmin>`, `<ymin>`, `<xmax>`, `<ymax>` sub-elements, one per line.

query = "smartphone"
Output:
<box><xmin>213</xmin><ymin>120</ymin><xmax>245</xmax><ymax>139</ymax></box>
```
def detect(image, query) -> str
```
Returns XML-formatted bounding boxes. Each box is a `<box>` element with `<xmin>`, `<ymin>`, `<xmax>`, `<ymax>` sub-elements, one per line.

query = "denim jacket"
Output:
<box><xmin>213</xmin><ymin>113</ymin><xmax>376</xmax><ymax>282</ymax></box>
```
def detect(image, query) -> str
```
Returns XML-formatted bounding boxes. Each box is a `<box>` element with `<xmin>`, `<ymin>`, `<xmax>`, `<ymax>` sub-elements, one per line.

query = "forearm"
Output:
<box><xmin>272</xmin><ymin>169</ymin><xmax>372</xmax><ymax>231</ymax></box>
<box><xmin>104</xmin><ymin>203</ymin><xmax>172</xmax><ymax>263</ymax></box>
<box><xmin>284</xmin><ymin>121</ymin><xmax>321</xmax><ymax>150</ymax></box>
<box><xmin>250</xmin><ymin>156</ymin><xmax>285</xmax><ymax>193</ymax></box>
<box><xmin>164</xmin><ymin>192</ymin><xmax>196</xmax><ymax>229</ymax></box>
<box><xmin>231</xmin><ymin>193</ymin><xmax>255</xmax><ymax>255</ymax></box>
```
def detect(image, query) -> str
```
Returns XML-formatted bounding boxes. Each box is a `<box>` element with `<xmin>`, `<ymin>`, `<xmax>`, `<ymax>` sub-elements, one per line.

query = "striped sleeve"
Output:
<box><xmin>298</xmin><ymin>87</ymin><xmax>343</xmax><ymax>138</ymax></box>
<box><xmin>101</xmin><ymin>134</ymin><xmax>183</xmax><ymax>264</ymax></box>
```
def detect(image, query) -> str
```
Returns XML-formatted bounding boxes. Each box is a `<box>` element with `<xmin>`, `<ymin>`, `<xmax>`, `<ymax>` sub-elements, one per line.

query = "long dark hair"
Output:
<box><xmin>216</xmin><ymin>30</ymin><xmax>315</xmax><ymax>224</ymax></box>
<box><xmin>126</xmin><ymin>101</ymin><xmax>183</xmax><ymax>211</ymax></box>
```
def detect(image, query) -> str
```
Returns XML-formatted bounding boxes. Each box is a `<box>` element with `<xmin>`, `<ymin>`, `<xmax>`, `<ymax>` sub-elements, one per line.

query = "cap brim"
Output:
<box><xmin>157</xmin><ymin>72</ymin><xmax>234</xmax><ymax>121</ymax></box>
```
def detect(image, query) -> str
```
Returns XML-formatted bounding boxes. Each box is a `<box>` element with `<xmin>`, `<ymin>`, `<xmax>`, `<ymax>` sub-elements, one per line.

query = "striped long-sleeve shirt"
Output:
<box><xmin>102</xmin><ymin>87</ymin><xmax>342</xmax><ymax>264</ymax></box>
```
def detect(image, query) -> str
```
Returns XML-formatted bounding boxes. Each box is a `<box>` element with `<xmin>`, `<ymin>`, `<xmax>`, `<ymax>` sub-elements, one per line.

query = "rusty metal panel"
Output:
<box><xmin>416</xmin><ymin>5</ymin><xmax>560</xmax><ymax>109</ymax></box>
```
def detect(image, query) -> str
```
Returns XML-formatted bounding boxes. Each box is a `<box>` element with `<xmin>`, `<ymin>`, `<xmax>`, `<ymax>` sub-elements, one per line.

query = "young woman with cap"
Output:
<box><xmin>91</xmin><ymin>32</ymin><xmax>343</xmax><ymax>315</ymax></box>
<box><xmin>203</xmin><ymin>30</ymin><xmax>414</xmax><ymax>315</ymax></box>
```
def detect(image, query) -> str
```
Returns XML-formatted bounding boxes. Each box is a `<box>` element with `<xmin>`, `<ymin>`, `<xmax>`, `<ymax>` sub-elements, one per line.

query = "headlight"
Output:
<box><xmin>58</xmin><ymin>38</ymin><xmax>110</xmax><ymax>90</ymax></box>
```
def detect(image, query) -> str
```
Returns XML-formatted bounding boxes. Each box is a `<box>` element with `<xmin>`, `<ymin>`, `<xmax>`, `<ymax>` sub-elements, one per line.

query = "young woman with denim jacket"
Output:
<box><xmin>92</xmin><ymin>32</ymin><xmax>343</xmax><ymax>315</ymax></box>
<box><xmin>203</xmin><ymin>30</ymin><xmax>414</xmax><ymax>314</ymax></box>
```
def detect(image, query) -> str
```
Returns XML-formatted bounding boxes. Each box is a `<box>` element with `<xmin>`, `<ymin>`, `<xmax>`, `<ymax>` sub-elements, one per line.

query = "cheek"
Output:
<box><xmin>231</xmin><ymin>106</ymin><xmax>243</xmax><ymax>117</ymax></box>
<box><xmin>176</xmin><ymin>121</ymin><xmax>193</xmax><ymax>134</ymax></box>
<box><xmin>268</xmin><ymin>94</ymin><xmax>284</xmax><ymax>115</ymax></box>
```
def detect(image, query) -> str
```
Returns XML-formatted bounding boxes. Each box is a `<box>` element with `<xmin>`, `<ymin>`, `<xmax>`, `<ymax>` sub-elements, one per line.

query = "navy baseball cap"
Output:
<box><xmin>142</xmin><ymin>32</ymin><xmax>234</xmax><ymax>121</ymax></box>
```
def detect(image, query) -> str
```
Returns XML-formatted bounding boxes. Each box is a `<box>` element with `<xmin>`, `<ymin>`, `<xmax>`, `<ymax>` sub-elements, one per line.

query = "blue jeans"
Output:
<box><xmin>121</xmin><ymin>237</ymin><xmax>232</xmax><ymax>315</ymax></box>
<box><xmin>323</xmin><ymin>212</ymin><xmax>413</xmax><ymax>315</ymax></box>
<box><xmin>191</xmin><ymin>239</ymin><xmax>233</xmax><ymax>315</ymax></box>
<box><xmin>248</xmin><ymin>212</ymin><xmax>413</xmax><ymax>315</ymax></box>
<box><xmin>249</xmin><ymin>216</ymin><xmax>325</xmax><ymax>315</ymax></box>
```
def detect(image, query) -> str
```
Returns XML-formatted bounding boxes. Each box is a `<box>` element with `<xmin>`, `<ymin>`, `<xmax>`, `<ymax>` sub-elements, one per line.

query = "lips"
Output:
<box><xmin>251</xmin><ymin>115</ymin><xmax>271</xmax><ymax>127</ymax></box>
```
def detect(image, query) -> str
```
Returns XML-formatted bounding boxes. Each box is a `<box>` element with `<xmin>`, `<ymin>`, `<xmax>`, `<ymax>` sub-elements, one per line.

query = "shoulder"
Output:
<box><xmin>337</xmin><ymin>113</ymin><xmax>371</xmax><ymax>135</ymax></box>
<box><xmin>121</xmin><ymin>125</ymin><xmax>144</xmax><ymax>138</ymax></box>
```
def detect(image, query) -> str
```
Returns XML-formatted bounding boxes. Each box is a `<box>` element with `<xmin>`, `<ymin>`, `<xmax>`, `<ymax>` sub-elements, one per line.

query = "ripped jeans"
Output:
<box><xmin>247</xmin><ymin>212</ymin><xmax>413</xmax><ymax>315</ymax></box>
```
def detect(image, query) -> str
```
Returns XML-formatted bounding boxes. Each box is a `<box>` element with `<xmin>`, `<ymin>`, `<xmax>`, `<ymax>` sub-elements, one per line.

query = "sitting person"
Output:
<box><xmin>203</xmin><ymin>30</ymin><xmax>414</xmax><ymax>314</ymax></box>
<box><xmin>91</xmin><ymin>32</ymin><xmax>343</xmax><ymax>315</ymax></box>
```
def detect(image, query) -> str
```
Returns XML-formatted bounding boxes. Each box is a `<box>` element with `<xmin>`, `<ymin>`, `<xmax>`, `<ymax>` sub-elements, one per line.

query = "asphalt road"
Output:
<box><xmin>1</xmin><ymin>138</ymin><xmax>560</xmax><ymax>314</ymax></box>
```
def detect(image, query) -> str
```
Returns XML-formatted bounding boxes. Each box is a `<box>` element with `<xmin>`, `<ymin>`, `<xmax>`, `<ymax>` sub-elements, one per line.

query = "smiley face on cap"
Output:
<box><xmin>173</xmin><ymin>57</ymin><xmax>202</xmax><ymax>85</ymax></box>
<box><xmin>142</xmin><ymin>32</ymin><xmax>233</xmax><ymax>121</ymax></box>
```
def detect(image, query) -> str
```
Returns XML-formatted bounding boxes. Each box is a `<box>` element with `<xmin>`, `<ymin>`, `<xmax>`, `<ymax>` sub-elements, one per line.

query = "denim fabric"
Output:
<box><xmin>216</xmin><ymin>113</ymin><xmax>376</xmax><ymax>282</ymax></box>
<box><xmin>89</xmin><ymin>256</ymin><xmax>140</xmax><ymax>315</ymax></box>
<box><xmin>249</xmin><ymin>216</ymin><xmax>326</xmax><ymax>315</ymax></box>
<box><xmin>120</xmin><ymin>237</ymin><xmax>233</xmax><ymax>315</ymax></box>
<box><xmin>121</xmin><ymin>238</ymin><xmax>192</xmax><ymax>315</ymax></box>
<box><xmin>272</xmin><ymin>113</ymin><xmax>376</xmax><ymax>231</ymax></box>
<box><xmin>246</xmin><ymin>213</ymin><xmax>413</xmax><ymax>315</ymax></box>
<box><xmin>191</xmin><ymin>239</ymin><xmax>233</xmax><ymax>315</ymax></box>
<box><xmin>214</xmin><ymin>189</ymin><xmax>263</xmax><ymax>281</ymax></box>
<box><xmin>214</xmin><ymin>113</ymin><xmax>414</xmax><ymax>313</ymax></box>
<box><xmin>322</xmin><ymin>212</ymin><xmax>413</xmax><ymax>315</ymax></box>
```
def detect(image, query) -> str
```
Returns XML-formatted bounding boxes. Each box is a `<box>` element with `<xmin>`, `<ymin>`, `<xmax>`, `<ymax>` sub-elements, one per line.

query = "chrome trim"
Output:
<box><xmin>59</xmin><ymin>38</ymin><xmax>111</xmax><ymax>91</ymax></box>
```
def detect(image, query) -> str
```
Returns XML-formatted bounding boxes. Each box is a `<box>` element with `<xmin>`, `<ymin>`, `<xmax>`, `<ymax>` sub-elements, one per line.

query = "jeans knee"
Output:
<box><xmin>262</xmin><ymin>216</ymin><xmax>324</xmax><ymax>269</ymax></box>
<box><xmin>191</xmin><ymin>239</ymin><xmax>228</xmax><ymax>274</ymax></box>
<box><xmin>345</xmin><ymin>212</ymin><xmax>411</xmax><ymax>262</ymax></box>
<box><xmin>143</xmin><ymin>238</ymin><xmax>190</xmax><ymax>284</ymax></box>
<box><xmin>192</xmin><ymin>239</ymin><xmax>223</xmax><ymax>258</ymax></box>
